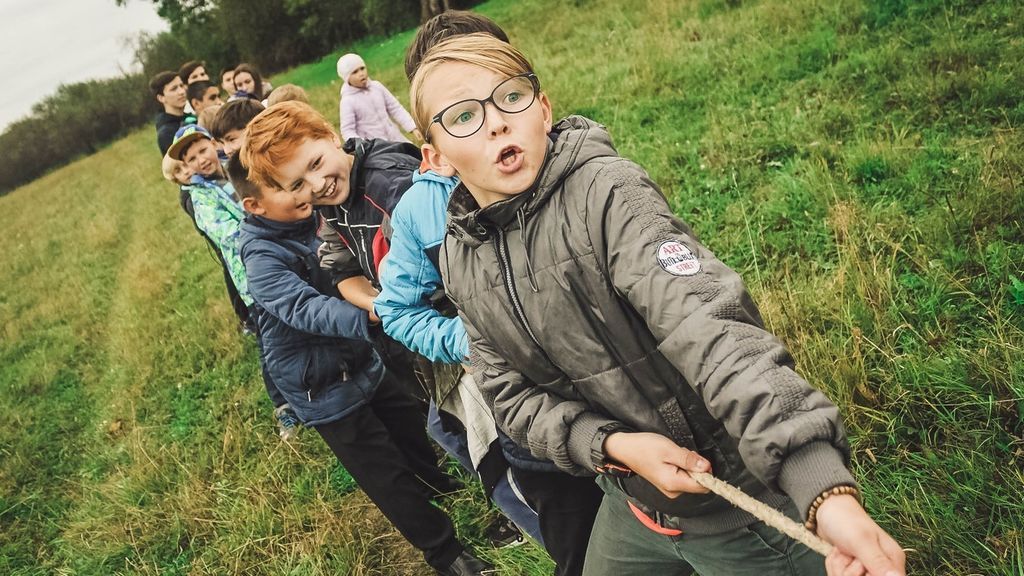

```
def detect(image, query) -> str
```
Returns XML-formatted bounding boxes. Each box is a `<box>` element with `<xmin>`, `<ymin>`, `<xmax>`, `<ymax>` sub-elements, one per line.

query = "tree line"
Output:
<box><xmin>0</xmin><ymin>0</ymin><xmax>478</xmax><ymax>195</ymax></box>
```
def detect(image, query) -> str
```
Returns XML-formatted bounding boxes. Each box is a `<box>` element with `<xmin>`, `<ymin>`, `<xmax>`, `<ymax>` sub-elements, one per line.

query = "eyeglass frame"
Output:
<box><xmin>425</xmin><ymin>72</ymin><xmax>540</xmax><ymax>142</ymax></box>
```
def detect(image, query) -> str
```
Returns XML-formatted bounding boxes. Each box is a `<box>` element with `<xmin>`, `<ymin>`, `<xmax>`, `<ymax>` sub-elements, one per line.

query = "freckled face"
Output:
<box><xmin>273</xmin><ymin>136</ymin><xmax>354</xmax><ymax>207</ymax></box>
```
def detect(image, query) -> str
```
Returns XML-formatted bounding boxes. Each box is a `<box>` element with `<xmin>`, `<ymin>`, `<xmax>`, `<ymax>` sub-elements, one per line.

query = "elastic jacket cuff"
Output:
<box><xmin>777</xmin><ymin>441</ymin><xmax>858</xmax><ymax>521</ymax></box>
<box><xmin>567</xmin><ymin>412</ymin><xmax>622</xmax><ymax>472</ymax></box>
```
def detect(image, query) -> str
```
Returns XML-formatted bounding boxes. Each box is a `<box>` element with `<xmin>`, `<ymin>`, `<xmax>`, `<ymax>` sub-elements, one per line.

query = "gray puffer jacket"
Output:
<box><xmin>442</xmin><ymin>116</ymin><xmax>856</xmax><ymax>534</ymax></box>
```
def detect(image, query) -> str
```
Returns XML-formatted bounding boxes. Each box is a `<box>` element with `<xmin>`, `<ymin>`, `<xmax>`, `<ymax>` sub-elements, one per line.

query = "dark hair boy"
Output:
<box><xmin>150</xmin><ymin>70</ymin><xmax>188</xmax><ymax>154</ymax></box>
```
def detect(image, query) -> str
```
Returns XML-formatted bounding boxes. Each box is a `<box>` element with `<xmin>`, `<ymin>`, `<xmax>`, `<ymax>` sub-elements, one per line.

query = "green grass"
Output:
<box><xmin>1</xmin><ymin>0</ymin><xmax>1022</xmax><ymax>573</ymax></box>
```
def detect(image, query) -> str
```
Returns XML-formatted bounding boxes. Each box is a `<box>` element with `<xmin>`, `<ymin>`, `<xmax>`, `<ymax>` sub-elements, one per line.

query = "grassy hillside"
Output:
<box><xmin>2</xmin><ymin>0</ymin><xmax>1021</xmax><ymax>574</ymax></box>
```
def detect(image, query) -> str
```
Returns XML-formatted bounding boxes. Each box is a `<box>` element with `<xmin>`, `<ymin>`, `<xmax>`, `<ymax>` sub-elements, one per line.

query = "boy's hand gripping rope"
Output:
<box><xmin>689</xmin><ymin>471</ymin><xmax>835</xmax><ymax>557</ymax></box>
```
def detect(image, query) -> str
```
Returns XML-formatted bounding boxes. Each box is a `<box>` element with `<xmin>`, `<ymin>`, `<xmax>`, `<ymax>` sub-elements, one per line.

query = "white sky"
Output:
<box><xmin>0</xmin><ymin>0</ymin><xmax>167</xmax><ymax>131</ymax></box>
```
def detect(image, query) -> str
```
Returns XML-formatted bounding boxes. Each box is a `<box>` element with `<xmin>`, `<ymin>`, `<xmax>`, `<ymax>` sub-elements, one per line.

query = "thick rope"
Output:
<box><xmin>689</xmin><ymin>471</ymin><xmax>834</xmax><ymax>557</ymax></box>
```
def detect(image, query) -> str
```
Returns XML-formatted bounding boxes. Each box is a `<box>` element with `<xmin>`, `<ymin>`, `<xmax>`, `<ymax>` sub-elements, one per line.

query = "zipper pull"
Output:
<box><xmin>307</xmin><ymin>390</ymin><xmax>312</xmax><ymax>402</ymax></box>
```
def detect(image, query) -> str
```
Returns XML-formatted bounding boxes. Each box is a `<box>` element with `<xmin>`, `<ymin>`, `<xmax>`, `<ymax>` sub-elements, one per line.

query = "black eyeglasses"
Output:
<box><xmin>427</xmin><ymin>73</ymin><xmax>539</xmax><ymax>141</ymax></box>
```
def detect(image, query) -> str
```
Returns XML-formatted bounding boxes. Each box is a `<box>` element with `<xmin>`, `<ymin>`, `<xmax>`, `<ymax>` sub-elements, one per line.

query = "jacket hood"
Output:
<box><xmin>340</xmin><ymin>137</ymin><xmax>421</xmax><ymax>207</ymax></box>
<box><xmin>447</xmin><ymin>115</ymin><xmax>617</xmax><ymax>245</ymax></box>
<box><xmin>240</xmin><ymin>213</ymin><xmax>319</xmax><ymax>245</ymax></box>
<box><xmin>412</xmin><ymin>169</ymin><xmax>458</xmax><ymax>187</ymax></box>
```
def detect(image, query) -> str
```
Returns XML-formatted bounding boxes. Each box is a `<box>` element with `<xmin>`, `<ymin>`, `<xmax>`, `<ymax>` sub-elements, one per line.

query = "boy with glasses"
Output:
<box><xmin>410</xmin><ymin>33</ymin><xmax>907</xmax><ymax>576</ymax></box>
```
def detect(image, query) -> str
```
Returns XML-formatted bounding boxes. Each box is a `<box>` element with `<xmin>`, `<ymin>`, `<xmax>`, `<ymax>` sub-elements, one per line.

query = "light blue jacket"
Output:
<box><xmin>376</xmin><ymin>170</ymin><xmax>469</xmax><ymax>364</ymax></box>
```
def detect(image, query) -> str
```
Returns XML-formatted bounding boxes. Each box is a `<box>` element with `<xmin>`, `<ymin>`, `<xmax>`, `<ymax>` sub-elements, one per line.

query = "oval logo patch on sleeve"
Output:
<box><xmin>657</xmin><ymin>241</ymin><xmax>701</xmax><ymax>276</ymax></box>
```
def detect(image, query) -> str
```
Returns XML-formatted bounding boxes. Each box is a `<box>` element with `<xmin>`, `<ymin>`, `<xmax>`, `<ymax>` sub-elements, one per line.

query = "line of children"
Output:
<box><xmin>337</xmin><ymin>53</ymin><xmax>421</xmax><ymax>143</ymax></box>
<box><xmin>233</xmin><ymin>114</ymin><xmax>493</xmax><ymax>576</ymax></box>
<box><xmin>408</xmin><ymin>32</ymin><xmax>907</xmax><ymax>576</ymax></box>
<box><xmin>149</xmin><ymin>16</ymin><xmax>906</xmax><ymax>576</ymax></box>
<box><xmin>376</xmin><ymin>11</ymin><xmax>604</xmax><ymax>576</ymax></box>
<box><xmin>166</xmin><ymin>122</ymin><xmax>299</xmax><ymax>441</ymax></box>
<box><xmin>242</xmin><ymin>99</ymin><xmax>532</xmax><ymax>550</ymax></box>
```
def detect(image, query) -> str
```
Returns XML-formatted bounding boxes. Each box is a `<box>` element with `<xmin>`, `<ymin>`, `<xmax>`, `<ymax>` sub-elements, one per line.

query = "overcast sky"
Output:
<box><xmin>0</xmin><ymin>0</ymin><xmax>167</xmax><ymax>131</ymax></box>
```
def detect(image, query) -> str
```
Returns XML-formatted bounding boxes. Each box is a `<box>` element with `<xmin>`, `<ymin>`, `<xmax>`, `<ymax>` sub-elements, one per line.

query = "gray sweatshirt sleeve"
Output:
<box><xmin>587</xmin><ymin>159</ymin><xmax>856</xmax><ymax>517</ymax></box>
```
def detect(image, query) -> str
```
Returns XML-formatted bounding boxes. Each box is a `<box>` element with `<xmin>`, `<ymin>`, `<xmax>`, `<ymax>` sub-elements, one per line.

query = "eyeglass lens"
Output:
<box><xmin>439</xmin><ymin>75</ymin><xmax>537</xmax><ymax>138</ymax></box>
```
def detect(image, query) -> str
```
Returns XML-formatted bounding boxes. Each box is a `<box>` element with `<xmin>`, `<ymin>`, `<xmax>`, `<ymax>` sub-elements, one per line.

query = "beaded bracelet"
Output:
<box><xmin>804</xmin><ymin>485</ymin><xmax>861</xmax><ymax>533</ymax></box>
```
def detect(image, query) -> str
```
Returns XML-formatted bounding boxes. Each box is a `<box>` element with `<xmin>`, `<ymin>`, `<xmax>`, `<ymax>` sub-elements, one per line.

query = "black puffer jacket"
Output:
<box><xmin>442</xmin><ymin>116</ymin><xmax>855</xmax><ymax>534</ymax></box>
<box><xmin>318</xmin><ymin>138</ymin><xmax>421</xmax><ymax>288</ymax></box>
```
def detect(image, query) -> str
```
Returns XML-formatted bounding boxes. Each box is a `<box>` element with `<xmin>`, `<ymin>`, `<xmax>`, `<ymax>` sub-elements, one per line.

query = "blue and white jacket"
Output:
<box><xmin>376</xmin><ymin>170</ymin><xmax>469</xmax><ymax>365</ymax></box>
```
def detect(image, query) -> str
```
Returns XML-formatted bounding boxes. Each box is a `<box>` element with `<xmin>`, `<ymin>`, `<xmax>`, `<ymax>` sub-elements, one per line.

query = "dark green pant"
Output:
<box><xmin>582</xmin><ymin>479</ymin><xmax>825</xmax><ymax>576</ymax></box>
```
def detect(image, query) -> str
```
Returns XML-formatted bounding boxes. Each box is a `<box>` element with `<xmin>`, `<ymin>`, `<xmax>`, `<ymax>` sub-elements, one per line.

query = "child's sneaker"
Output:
<box><xmin>274</xmin><ymin>404</ymin><xmax>300</xmax><ymax>441</ymax></box>
<box><xmin>484</xmin><ymin>516</ymin><xmax>526</xmax><ymax>549</ymax></box>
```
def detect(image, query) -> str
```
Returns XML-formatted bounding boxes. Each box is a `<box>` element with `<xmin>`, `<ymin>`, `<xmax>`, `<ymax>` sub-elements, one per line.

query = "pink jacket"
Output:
<box><xmin>339</xmin><ymin>80</ymin><xmax>416</xmax><ymax>142</ymax></box>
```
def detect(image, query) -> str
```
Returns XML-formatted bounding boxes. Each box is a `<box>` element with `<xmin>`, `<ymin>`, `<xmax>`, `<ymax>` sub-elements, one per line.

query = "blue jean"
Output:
<box><xmin>426</xmin><ymin>402</ymin><xmax>544</xmax><ymax>545</ymax></box>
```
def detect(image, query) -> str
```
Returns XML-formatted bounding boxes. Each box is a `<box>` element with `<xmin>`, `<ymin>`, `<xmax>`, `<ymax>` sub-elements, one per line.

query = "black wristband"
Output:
<box><xmin>590</xmin><ymin>422</ymin><xmax>634</xmax><ymax>471</ymax></box>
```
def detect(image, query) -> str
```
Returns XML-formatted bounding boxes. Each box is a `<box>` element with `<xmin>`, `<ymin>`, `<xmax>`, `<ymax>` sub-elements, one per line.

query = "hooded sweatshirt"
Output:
<box><xmin>442</xmin><ymin>116</ymin><xmax>856</xmax><ymax>535</ymax></box>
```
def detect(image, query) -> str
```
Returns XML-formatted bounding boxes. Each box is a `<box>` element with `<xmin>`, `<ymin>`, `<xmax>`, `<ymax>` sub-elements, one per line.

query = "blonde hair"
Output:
<box><xmin>196</xmin><ymin>104</ymin><xmax>222</xmax><ymax>129</ymax></box>
<box><xmin>266</xmin><ymin>84</ymin><xmax>310</xmax><ymax>107</ymax></box>
<box><xmin>241</xmin><ymin>101</ymin><xmax>336</xmax><ymax>188</ymax></box>
<box><xmin>410</xmin><ymin>33</ymin><xmax>534</xmax><ymax>138</ymax></box>
<box><xmin>161</xmin><ymin>153</ymin><xmax>186</xmax><ymax>183</ymax></box>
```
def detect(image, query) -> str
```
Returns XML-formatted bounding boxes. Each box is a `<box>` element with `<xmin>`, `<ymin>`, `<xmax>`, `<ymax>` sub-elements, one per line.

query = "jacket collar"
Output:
<box><xmin>340</xmin><ymin>137</ymin><xmax>372</xmax><ymax>206</ymax></box>
<box><xmin>245</xmin><ymin>213</ymin><xmax>319</xmax><ymax>242</ymax></box>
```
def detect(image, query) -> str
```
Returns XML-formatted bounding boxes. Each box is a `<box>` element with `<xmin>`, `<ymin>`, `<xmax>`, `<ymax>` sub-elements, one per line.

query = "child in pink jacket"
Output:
<box><xmin>337</xmin><ymin>53</ymin><xmax>423</xmax><ymax>143</ymax></box>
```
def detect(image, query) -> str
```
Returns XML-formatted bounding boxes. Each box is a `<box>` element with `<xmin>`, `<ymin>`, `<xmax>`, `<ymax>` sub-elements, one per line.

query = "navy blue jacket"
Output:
<box><xmin>239</xmin><ymin>213</ymin><xmax>383</xmax><ymax>426</ymax></box>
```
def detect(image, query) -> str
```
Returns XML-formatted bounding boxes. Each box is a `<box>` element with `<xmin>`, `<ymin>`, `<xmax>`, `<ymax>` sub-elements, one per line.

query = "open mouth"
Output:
<box><xmin>496</xmin><ymin>145</ymin><xmax>524</xmax><ymax>173</ymax></box>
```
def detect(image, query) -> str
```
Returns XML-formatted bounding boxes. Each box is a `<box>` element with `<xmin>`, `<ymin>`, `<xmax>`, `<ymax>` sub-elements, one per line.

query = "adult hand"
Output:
<box><xmin>816</xmin><ymin>495</ymin><xmax>906</xmax><ymax>576</ymax></box>
<box><xmin>603</xmin><ymin>432</ymin><xmax>711</xmax><ymax>498</ymax></box>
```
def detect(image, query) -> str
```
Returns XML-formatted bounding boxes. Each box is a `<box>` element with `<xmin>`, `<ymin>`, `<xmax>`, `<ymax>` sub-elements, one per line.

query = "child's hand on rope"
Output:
<box><xmin>603</xmin><ymin>432</ymin><xmax>712</xmax><ymax>498</ymax></box>
<box><xmin>815</xmin><ymin>495</ymin><xmax>906</xmax><ymax>576</ymax></box>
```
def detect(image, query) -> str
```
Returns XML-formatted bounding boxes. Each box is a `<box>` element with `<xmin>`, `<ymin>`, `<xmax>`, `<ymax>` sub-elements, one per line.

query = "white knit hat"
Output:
<box><xmin>336</xmin><ymin>53</ymin><xmax>366</xmax><ymax>83</ymax></box>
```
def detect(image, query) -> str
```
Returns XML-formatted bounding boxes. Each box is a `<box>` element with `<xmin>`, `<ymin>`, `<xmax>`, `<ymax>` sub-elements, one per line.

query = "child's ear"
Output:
<box><xmin>422</xmin><ymin>143</ymin><xmax>457</xmax><ymax>177</ymax></box>
<box><xmin>331</xmin><ymin>132</ymin><xmax>342</xmax><ymax>148</ymax></box>
<box><xmin>539</xmin><ymin>92</ymin><xmax>554</xmax><ymax>134</ymax></box>
<box><xmin>242</xmin><ymin>196</ymin><xmax>264</xmax><ymax>215</ymax></box>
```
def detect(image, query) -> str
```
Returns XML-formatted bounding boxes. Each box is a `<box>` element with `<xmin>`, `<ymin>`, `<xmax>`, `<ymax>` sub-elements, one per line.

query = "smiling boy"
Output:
<box><xmin>411</xmin><ymin>34</ymin><xmax>907</xmax><ymax>576</ymax></box>
<box><xmin>236</xmin><ymin>125</ymin><xmax>493</xmax><ymax>575</ymax></box>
